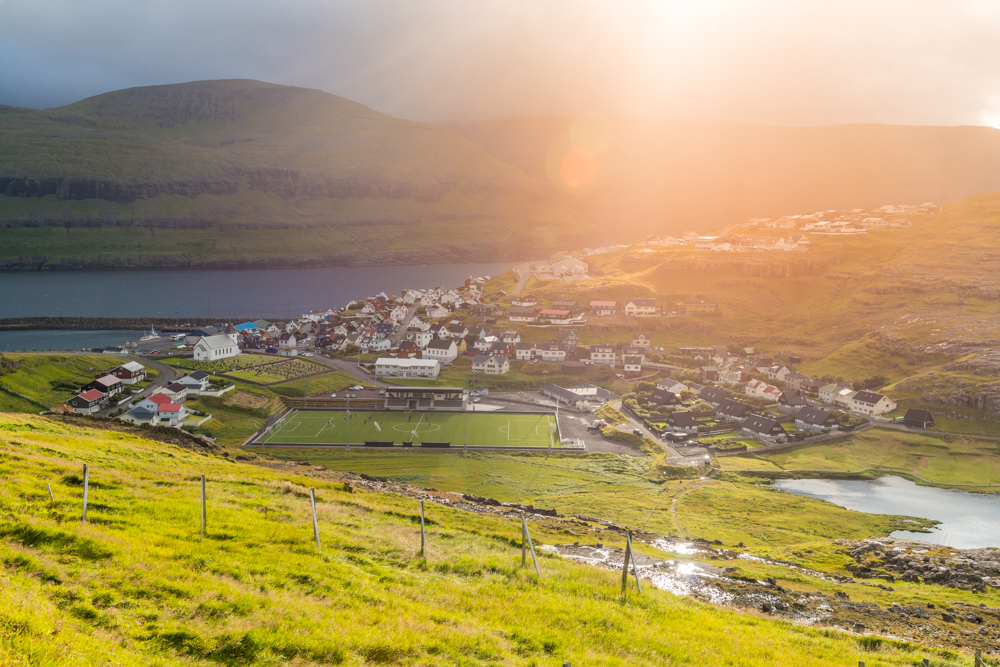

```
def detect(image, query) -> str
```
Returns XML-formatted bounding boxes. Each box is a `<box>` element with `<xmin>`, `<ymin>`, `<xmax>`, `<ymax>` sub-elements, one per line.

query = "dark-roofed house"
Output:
<box><xmin>590</xmin><ymin>345</ymin><xmax>615</xmax><ymax>367</ymax></box>
<box><xmin>717</xmin><ymin>398</ymin><xmax>752</xmax><ymax>421</ymax></box>
<box><xmin>509</xmin><ymin>306</ymin><xmax>538</xmax><ymax>322</ymax></box>
<box><xmin>742</xmin><ymin>415</ymin><xmax>786</xmax><ymax>441</ymax></box>
<box><xmin>649</xmin><ymin>389</ymin><xmax>682</xmax><ymax>407</ymax></box>
<box><xmin>514</xmin><ymin>342</ymin><xmax>534</xmax><ymax>361</ymax></box>
<box><xmin>795</xmin><ymin>406</ymin><xmax>838</xmax><ymax>431</ymax></box>
<box><xmin>511</xmin><ymin>294</ymin><xmax>538</xmax><ymax>307</ymax></box>
<box><xmin>700</xmin><ymin>366</ymin><xmax>719</xmax><ymax>382</ymax></box>
<box><xmin>424</xmin><ymin>339</ymin><xmax>459</xmax><ymax>363</ymax></box>
<box><xmin>623</xmin><ymin>356</ymin><xmax>643</xmax><ymax>378</ymax></box>
<box><xmin>120</xmin><ymin>406</ymin><xmax>160</xmax><ymax>426</ymax></box>
<box><xmin>903</xmin><ymin>409</ymin><xmax>935</xmax><ymax>429</ymax></box>
<box><xmin>176</xmin><ymin>370</ymin><xmax>210</xmax><ymax>393</ymax></box>
<box><xmin>161</xmin><ymin>382</ymin><xmax>190</xmax><ymax>402</ymax></box>
<box><xmin>536</xmin><ymin>342</ymin><xmax>566</xmax><ymax>362</ymax></box>
<box><xmin>590</xmin><ymin>300</ymin><xmax>616</xmax><ymax>316</ymax></box>
<box><xmin>668</xmin><ymin>411</ymin><xmax>700</xmax><ymax>433</ymax></box>
<box><xmin>631</xmin><ymin>331</ymin><xmax>653</xmax><ymax>347</ymax></box>
<box><xmin>67</xmin><ymin>389</ymin><xmax>107</xmax><ymax>415</ymax></box>
<box><xmin>778</xmin><ymin>391</ymin><xmax>808</xmax><ymax>413</ymax></box>
<box><xmin>698</xmin><ymin>386</ymin><xmax>730</xmax><ymax>406</ymax></box>
<box><xmin>559</xmin><ymin>329</ymin><xmax>581</xmax><ymax>346</ymax></box>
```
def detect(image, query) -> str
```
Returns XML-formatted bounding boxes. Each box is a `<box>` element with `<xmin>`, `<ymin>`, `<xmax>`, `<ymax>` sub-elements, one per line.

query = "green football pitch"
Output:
<box><xmin>257</xmin><ymin>410</ymin><xmax>561</xmax><ymax>448</ymax></box>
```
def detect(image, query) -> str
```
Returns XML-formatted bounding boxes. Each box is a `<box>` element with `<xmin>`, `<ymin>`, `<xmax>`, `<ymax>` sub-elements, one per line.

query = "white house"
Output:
<box><xmin>514</xmin><ymin>343</ymin><xmax>534</xmax><ymax>361</ymax></box>
<box><xmin>746</xmin><ymin>378</ymin><xmax>782</xmax><ymax>402</ymax></box>
<box><xmin>278</xmin><ymin>332</ymin><xmax>297</xmax><ymax>349</ymax></box>
<box><xmin>657</xmin><ymin>379</ymin><xmax>689</xmax><ymax>395</ymax></box>
<box><xmin>590</xmin><ymin>345</ymin><xmax>615</xmax><ymax>367</ymax></box>
<box><xmin>374</xmin><ymin>358</ymin><xmax>441</xmax><ymax>379</ymax></box>
<box><xmin>849</xmin><ymin>390</ymin><xmax>897</xmax><ymax>416</ymax></box>
<box><xmin>623</xmin><ymin>299</ymin><xmax>657</xmax><ymax>317</ymax></box>
<box><xmin>426</xmin><ymin>304</ymin><xmax>450</xmax><ymax>319</ymax></box>
<box><xmin>424</xmin><ymin>339</ymin><xmax>458</xmax><ymax>363</ymax></box>
<box><xmin>819</xmin><ymin>383</ymin><xmax>849</xmax><ymax>404</ymax></box>
<box><xmin>471</xmin><ymin>354</ymin><xmax>510</xmax><ymax>375</ymax></box>
<box><xmin>766</xmin><ymin>365</ymin><xmax>793</xmax><ymax>382</ymax></box>
<box><xmin>536</xmin><ymin>343</ymin><xmax>566</xmax><ymax>362</ymax></box>
<box><xmin>194</xmin><ymin>334</ymin><xmax>240</xmax><ymax>362</ymax></box>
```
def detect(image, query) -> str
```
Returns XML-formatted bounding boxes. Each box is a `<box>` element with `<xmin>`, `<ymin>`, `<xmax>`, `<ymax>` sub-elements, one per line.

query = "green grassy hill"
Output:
<box><xmin>452</xmin><ymin>116</ymin><xmax>1000</xmax><ymax>238</ymax></box>
<box><xmin>1</xmin><ymin>411</ymin><xmax>963</xmax><ymax>666</ymax></box>
<box><xmin>485</xmin><ymin>192</ymin><xmax>1000</xmax><ymax>386</ymax></box>
<box><xmin>0</xmin><ymin>80</ymin><xmax>593</xmax><ymax>269</ymax></box>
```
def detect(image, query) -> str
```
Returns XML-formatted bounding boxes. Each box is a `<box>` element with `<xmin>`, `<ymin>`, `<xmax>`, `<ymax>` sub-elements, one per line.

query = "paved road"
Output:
<box><xmin>390</xmin><ymin>306</ymin><xmax>416</xmax><ymax>347</ymax></box>
<box><xmin>510</xmin><ymin>262</ymin><xmax>533</xmax><ymax>294</ymax></box>
<box><xmin>312</xmin><ymin>353</ymin><xmax>389</xmax><ymax>388</ymax></box>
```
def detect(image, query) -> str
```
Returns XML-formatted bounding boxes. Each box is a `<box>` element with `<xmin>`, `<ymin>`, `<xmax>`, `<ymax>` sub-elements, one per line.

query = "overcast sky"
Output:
<box><xmin>3</xmin><ymin>0</ymin><xmax>1000</xmax><ymax>127</ymax></box>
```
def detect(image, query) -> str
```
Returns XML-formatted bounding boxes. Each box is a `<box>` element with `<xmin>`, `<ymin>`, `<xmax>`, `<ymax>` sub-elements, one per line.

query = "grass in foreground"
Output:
<box><xmin>0</xmin><ymin>412</ymin><xmax>954</xmax><ymax>666</ymax></box>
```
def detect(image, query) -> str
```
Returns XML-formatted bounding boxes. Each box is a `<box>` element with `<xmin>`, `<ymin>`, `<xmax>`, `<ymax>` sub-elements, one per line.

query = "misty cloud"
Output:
<box><xmin>2</xmin><ymin>0</ymin><xmax>1000</xmax><ymax>126</ymax></box>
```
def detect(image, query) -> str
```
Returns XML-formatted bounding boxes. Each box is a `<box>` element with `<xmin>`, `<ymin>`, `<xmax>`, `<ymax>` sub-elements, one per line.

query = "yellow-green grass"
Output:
<box><xmin>264</xmin><ymin>449</ymin><xmax>932</xmax><ymax>551</ymax></box>
<box><xmin>266</xmin><ymin>371</ymin><xmax>358</xmax><ymax>397</ymax></box>
<box><xmin>883</xmin><ymin>369</ymin><xmax>1000</xmax><ymax>438</ymax></box>
<box><xmin>0</xmin><ymin>411</ymin><xmax>950</xmax><ymax>666</ymax></box>
<box><xmin>0</xmin><ymin>354</ymin><xmax>121</xmax><ymax>407</ymax></box>
<box><xmin>595</xmin><ymin>403</ymin><xmax>629</xmax><ymax>426</ymax></box>
<box><xmin>719</xmin><ymin>427</ymin><xmax>1000</xmax><ymax>489</ymax></box>
<box><xmin>674</xmin><ymin>476</ymin><xmax>934</xmax><ymax>548</ymax></box>
<box><xmin>260</xmin><ymin>410</ymin><xmax>560</xmax><ymax>448</ymax></box>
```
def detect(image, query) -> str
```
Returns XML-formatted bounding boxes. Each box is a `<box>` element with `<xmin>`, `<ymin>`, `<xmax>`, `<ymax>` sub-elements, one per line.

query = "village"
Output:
<box><xmin>646</xmin><ymin>202</ymin><xmax>940</xmax><ymax>252</ymax></box>
<box><xmin>61</xmin><ymin>262</ymin><xmax>936</xmax><ymax>452</ymax></box>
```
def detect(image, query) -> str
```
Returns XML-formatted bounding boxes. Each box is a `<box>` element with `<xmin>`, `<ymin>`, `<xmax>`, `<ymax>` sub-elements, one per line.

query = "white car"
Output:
<box><xmin>301</xmin><ymin>352</ymin><xmax>313</xmax><ymax>357</ymax></box>
<box><xmin>472</xmin><ymin>397</ymin><xmax>481</xmax><ymax>403</ymax></box>
<box><xmin>330</xmin><ymin>393</ymin><xmax>337</xmax><ymax>398</ymax></box>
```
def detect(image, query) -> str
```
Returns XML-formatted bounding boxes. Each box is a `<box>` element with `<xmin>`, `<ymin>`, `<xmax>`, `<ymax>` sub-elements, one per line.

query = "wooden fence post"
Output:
<box><xmin>521</xmin><ymin>512</ymin><xmax>527</xmax><ymax>567</ymax></box>
<box><xmin>858</xmin><ymin>661</ymin><xmax>865</xmax><ymax>667</ymax></box>
<box><xmin>975</xmin><ymin>649</ymin><xmax>985</xmax><ymax>667</ymax></box>
<box><xmin>200</xmin><ymin>474</ymin><xmax>206</xmax><ymax>545</ymax></box>
<box><xmin>310</xmin><ymin>488</ymin><xmax>321</xmax><ymax>551</ymax></box>
<box><xmin>921</xmin><ymin>659</ymin><xmax>929</xmax><ymax>667</ymax></box>
<box><xmin>419</xmin><ymin>500</ymin><xmax>426</xmax><ymax>558</ymax></box>
<box><xmin>46</xmin><ymin>483</ymin><xmax>54</xmax><ymax>502</ymax></box>
<box><xmin>627</xmin><ymin>531</ymin><xmax>643</xmax><ymax>594</ymax></box>
<box><xmin>521</xmin><ymin>512</ymin><xmax>540</xmax><ymax>577</ymax></box>
<box><xmin>81</xmin><ymin>464</ymin><xmax>89</xmax><ymax>525</ymax></box>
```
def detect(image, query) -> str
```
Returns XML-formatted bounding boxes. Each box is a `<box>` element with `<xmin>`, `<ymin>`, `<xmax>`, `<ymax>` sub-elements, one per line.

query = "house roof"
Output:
<box><xmin>590</xmin><ymin>300</ymin><xmax>616</xmax><ymax>307</ymax></box>
<box><xmin>670</xmin><ymin>411</ymin><xmax>699</xmax><ymax>427</ymax></box>
<box><xmin>541</xmin><ymin>384</ymin><xmax>585</xmax><ymax>403</ymax></box>
<box><xmin>515</xmin><ymin>342</ymin><xmax>534</xmax><ymax>351</ymax></box>
<box><xmin>126</xmin><ymin>407</ymin><xmax>157</xmax><ymax>419</ymax></box>
<box><xmin>626</xmin><ymin>299</ymin><xmax>656</xmax><ymax>307</ymax></box>
<box><xmin>426</xmin><ymin>339</ymin><xmax>456</xmax><ymax>350</ymax></box>
<box><xmin>590</xmin><ymin>345</ymin><xmax>614</xmax><ymax>352</ymax></box>
<box><xmin>743</xmin><ymin>415</ymin><xmax>782</xmax><ymax>434</ymax></box>
<box><xmin>119</xmin><ymin>361</ymin><xmax>145</xmax><ymax>373</ymax></box>
<box><xmin>796</xmin><ymin>406</ymin><xmax>834</xmax><ymax>425</ymax></box>
<box><xmin>159</xmin><ymin>403</ymin><xmax>183</xmax><ymax>413</ymax></box>
<box><xmin>552</xmin><ymin>300</ymin><xmax>577</xmax><ymax>308</ymax></box>
<box><xmin>717</xmin><ymin>398</ymin><xmax>752</xmax><ymax>417</ymax></box>
<box><xmin>699</xmin><ymin>387</ymin><xmax>730</xmax><ymax>403</ymax></box>
<box><xmin>165</xmin><ymin>382</ymin><xmax>188</xmax><ymax>393</ymax></box>
<box><xmin>146</xmin><ymin>393</ymin><xmax>172</xmax><ymax>405</ymax></box>
<box><xmin>78</xmin><ymin>389</ymin><xmax>105</xmax><ymax>401</ymax></box>
<box><xmin>852</xmin><ymin>390</ymin><xmax>886</xmax><ymax>404</ymax></box>
<box><xmin>537</xmin><ymin>343</ymin><xmax>564</xmax><ymax>351</ymax></box>
<box><xmin>649</xmin><ymin>390</ymin><xmax>680</xmax><ymax>405</ymax></box>
<box><xmin>91</xmin><ymin>375</ymin><xmax>120</xmax><ymax>388</ymax></box>
<box><xmin>624</xmin><ymin>356</ymin><xmax>643</xmax><ymax>366</ymax></box>
<box><xmin>539</xmin><ymin>309</ymin><xmax>570</xmax><ymax>316</ymax></box>
<box><xmin>198</xmin><ymin>334</ymin><xmax>238</xmax><ymax>349</ymax></box>
<box><xmin>904</xmin><ymin>408</ymin><xmax>934</xmax><ymax>422</ymax></box>
<box><xmin>188</xmin><ymin>370</ymin><xmax>209</xmax><ymax>381</ymax></box>
<box><xmin>509</xmin><ymin>306</ymin><xmax>537</xmax><ymax>314</ymax></box>
<box><xmin>779</xmin><ymin>391</ymin><xmax>808</xmax><ymax>407</ymax></box>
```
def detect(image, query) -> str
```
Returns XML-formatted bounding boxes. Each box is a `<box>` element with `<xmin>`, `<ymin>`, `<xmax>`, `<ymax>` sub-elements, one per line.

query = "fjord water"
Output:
<box><xmin>0</xmin><ymin>262</ymin><xmax>514</xmax><ymax>319</ymax></box>
<box><xmin>774</xmin><ymin>476</ymin><xmax>1000</xmax><ymax>549</ymax></box>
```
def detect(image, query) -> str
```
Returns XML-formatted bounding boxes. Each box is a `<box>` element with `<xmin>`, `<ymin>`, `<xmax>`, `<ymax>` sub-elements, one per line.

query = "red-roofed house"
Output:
<box><xmin>157</xmin><ymin>403</ymin><xmax>187</xmax><ymax>426</ymax></box>
<box><xmin>67</xmin><ymin>389</ymin><xmax>108</xmax><ymax>415</ymax></box>
<box><xmin>135</xmin><ymin>392</ymin><xmax>173</xmax><ymax>412</ymax></box>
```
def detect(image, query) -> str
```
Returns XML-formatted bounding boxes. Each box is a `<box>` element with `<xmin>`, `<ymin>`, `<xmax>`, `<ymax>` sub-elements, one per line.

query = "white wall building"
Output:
<box><xmin>374</xmin><ymin>358</ymin><xmax>441</xmax><ymax>379</ymax></box>
<box><xmin>194</xmin><ymin>334</ymin><xmax>240</xmax><ymax>362</ymax></box>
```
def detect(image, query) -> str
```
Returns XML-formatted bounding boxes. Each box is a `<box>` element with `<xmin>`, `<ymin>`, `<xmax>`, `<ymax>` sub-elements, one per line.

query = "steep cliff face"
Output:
<box><xmin>0</xmin><ymin>80</ymin><xmax>590</xmax><ymax>268</ymax></box>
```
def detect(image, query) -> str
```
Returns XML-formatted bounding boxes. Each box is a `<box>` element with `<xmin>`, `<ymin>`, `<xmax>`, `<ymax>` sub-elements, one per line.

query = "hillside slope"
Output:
<box><xmin>452</xmin><ymin>116</ymin><xmax>1000</xmax><ymax>237</ymax></box>
<box><xmin>484</xmin><ymin>192</ymin><xmax>1000</xmax><ymax>382</ymax></box>
<box><xmin>0</xmin><ymin>412</ymin><xmax>943</xmax><ymax>666</ymax></box>
<box><xmin>0</xmin><ymin>80</ymin><xmax>593</xmax><ymax>269</ymax></box>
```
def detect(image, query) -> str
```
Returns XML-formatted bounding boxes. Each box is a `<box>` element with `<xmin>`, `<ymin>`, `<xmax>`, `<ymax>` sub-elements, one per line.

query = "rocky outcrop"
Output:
<box><xmin>843</xmin><ymin>538</ymin><xmax>1000</xmax><ymax>592</ymax></box>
